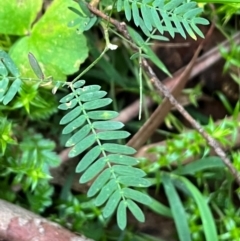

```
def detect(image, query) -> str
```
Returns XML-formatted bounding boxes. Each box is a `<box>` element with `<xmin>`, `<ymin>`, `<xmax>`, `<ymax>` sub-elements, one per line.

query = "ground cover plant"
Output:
<box><xmin>0</xmin><ymin>0</ymin><xmax>240</xmax><ymax>240</ymax></box>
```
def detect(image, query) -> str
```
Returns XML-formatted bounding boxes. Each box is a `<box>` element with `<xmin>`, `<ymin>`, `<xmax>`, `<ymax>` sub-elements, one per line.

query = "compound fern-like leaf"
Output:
<box><xmin>59</xmin><ymin>80</ymin><xmax>152</xmax><ymax>229</ymax></box>
<box><xmin>116</xmin><ymin>0</ymin><xmax>209</xmax><ymax>39</ymax></box>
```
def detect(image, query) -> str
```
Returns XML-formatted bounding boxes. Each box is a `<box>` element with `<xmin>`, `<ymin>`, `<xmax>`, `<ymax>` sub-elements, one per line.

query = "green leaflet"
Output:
<box><xmin>118</xmin><ymin>176</ymin><xmax>151</xmax><ymax>187</ymax></box>
<box><xmin>69</xmin><ymin>134</ymin><xmax>95</xmax><ymax>157</ymax></box>
<box><xmin>59</xmin><ymin>92</ymin><xmax>75</xmax><ymax>103</ymax></box>
<box><xmin>127</xmin><ymin>199</ymin><xmax>145</xmax><ymax>222</ymax></box>
<box><xmin>76</xmin><ymin>146</ymin><xmax>101</xmax><ymax>173</ymax></box>
<box><xmin>87</xmin><ymin>110</ymin><xmax>119</xmax><ymax>120</ymax></box>
<box><xmin>0</xmin><ymin>51</ymin><xmax>22</xmax><ymax>104</ymax></box>
<box><xmin>93</xmin><ymin>121</ymin><xmax>124</xmax><ymax>130</ymax></box>
<box><xmin>58</xmin><ymin>99</ymin><xmax>78</xmax><ymax>110</ymax></box>
<box><xmin>103</xmin><ymin>189</ymin><xmax>121</xmax><ymax>218</ymax></box>
<box><xmin>3</xmin><ymin>78</ymin><xmax>21</xmax><ymax>105</ymax></box>
<box><xmin>66</xmin><ymin>124</ymin><xmax>91</xmax><ymax>147</ymax></box>
<box><xmin>95</xmin><ymin>179</ymin><xmax>118</xmax><ymax>206</ymax></box>
<box><xmin>97</xmin><ymin>131</ymin><xmax>130</xmax><ymax>140</ymax></box>
<box><xmin>80</xmin><ymin>90</ymin><xmax>107</xmax><ymax>102</ymax></box>
<box><xmin>28</xmin><ymin>52</ymin><xmax>44</xmax><ymax>80</ymax></box>
<box><xmin>62</xmin><ymin>115</ymin><xmax>87</xmax><ymax>135</ymax></box>
<box><xmin>113</xmin><ymin>165</ymin><xmax>146</xmax><ymax>177</ymax></box>
<box><xmin>82</xmin><ymin>85</ymin><xmax>101</xmax><ymax>93</ymax></box>
<box><xmin>60</xmin><ymin>106</ymin><xmax>82</xmax><ymax>125</ymax></box>
<box><xmin>117</xmin><ymin>200</ymin><xmax>127</xmax><ymax>230</ymax></box>
<box><xmin>0</xmin><ymin>50</ymin><xmax>20</xmax><ymax>77</ymax></box>
<box><xmin>59</xmin><ymin>81</ymin><xmax>151</xmax><ymax>229</ymax></box>
<box><xmin>73</xmin><ymin>80</ymin><xmax>85</xmax><ymax>88</ymax></box>
<box><xmin>80</xmin><ymin>156</ymin><xmax>107</xmax><ymax>183</ymax></box>
<box><xmin>87</xmin><ymin>168</ymin><xmax>112</xmax><ymax>197</ymax></box>
<box><xmin>83</xmin><ymin>98</ymin><xmax>112</xmax><ymax>110</ymax></box>
<box><xmin>0</xmin><ymin>60</ymin><xmax>8</xmax><ymax>76</ymax></box>
<box><xmin>0</xmin><ymin>77</ymin><xmax>9</xmax><ymax>99</ymax></box>
<box><xmin>103</xmin><ymin>143</ymin><xmax>136</xmax><ymax>154</ymax></box>
<box><xmin>108</xmin><ymin>154</ymin><xmax>139</xmax><ymax>165</ymax></box>
<box><xmin>123</xmin><ymin>188</ymin><xmax>152</xmax><ymax>205</ymax></box>
<box><xmin>132</xmin><ymin>0</ymin><xmax>140</xmax><ymax>26</ymax></box>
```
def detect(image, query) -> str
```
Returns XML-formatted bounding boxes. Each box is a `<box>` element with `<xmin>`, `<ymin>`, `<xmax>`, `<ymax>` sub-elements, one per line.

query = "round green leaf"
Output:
<box><xmin>9</xmin><ymin>0</ymin><xmax>88</xmax><ymax>80</ymax></box>
<box><xmin>0</xmin><ymin>0</ymin><xmax>42</xmax><ymax>35</ymax></box>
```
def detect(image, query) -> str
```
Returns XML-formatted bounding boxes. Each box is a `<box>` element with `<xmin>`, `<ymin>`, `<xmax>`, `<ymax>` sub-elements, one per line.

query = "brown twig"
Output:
<box><xmin>87</xmin><ymin>4</ymin><xmax>240</xmax><ymax>185</ymax></box>
<box><xmin>0</xmin><ymin>199</ymin><xmax>93</xmax><ymax>241</ymax></box>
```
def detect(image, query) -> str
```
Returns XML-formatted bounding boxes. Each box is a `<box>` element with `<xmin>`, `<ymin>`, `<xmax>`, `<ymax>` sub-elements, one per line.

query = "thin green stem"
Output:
<box><xmin>138</xmin><ymin>49</ymin><xmax>143</xmax><ymax>120</ymax></box>
<box><xmin>72</xmin><ymin>22</ymin><xmax>111</xmax><ymax>84</ymax></box>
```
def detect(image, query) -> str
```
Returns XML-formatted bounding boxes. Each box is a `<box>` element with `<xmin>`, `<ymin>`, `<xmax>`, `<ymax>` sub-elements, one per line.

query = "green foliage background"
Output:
<box><xmin>0</xmin><ymin>0</ymin><xmax>240</xmax><ymax>240</ymax></box>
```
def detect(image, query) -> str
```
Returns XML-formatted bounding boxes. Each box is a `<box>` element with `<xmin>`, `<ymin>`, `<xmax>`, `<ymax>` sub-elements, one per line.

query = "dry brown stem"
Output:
<box><xmin>0</xmin><ymin>199</ymin><xmax>93</xmax><ymax>241</ymax></box>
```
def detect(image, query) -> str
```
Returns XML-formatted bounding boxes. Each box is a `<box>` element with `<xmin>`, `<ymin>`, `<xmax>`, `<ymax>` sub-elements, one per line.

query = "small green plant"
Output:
<box><xmin>59</xmin><ymin>80</ymin><xmax>152</xmax><ymax>229</ymax></box>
